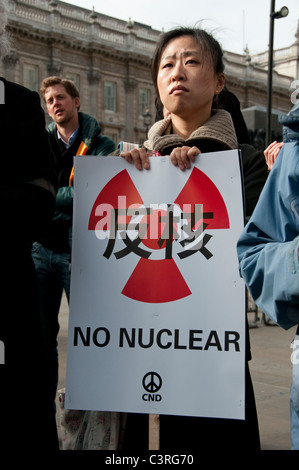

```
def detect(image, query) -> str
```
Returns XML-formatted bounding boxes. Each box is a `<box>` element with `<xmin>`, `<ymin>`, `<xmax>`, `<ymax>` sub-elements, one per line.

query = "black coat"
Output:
<box><xmin>0</xmin><ymin>78</ymin><xmax>58</xmax><ymax>451</ymax></box>
<box><xmin>0</xmin><ymin>77</ymin><xmax>56</xmax><ymax>244</ymax></box>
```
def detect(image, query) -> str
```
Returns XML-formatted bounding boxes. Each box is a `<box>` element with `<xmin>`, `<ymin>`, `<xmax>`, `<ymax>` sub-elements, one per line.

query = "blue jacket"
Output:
<box><xmin>237</xmin><ymin>103</ymin><xmax>299</xmax><ymax>330</ymax></box>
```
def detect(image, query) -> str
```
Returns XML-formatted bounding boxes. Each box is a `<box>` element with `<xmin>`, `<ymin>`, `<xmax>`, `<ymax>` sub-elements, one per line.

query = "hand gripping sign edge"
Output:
<box><xmin>88</xmin><ymin>166</ymin><xmax>229</xmax><ymax>304</ymax></box>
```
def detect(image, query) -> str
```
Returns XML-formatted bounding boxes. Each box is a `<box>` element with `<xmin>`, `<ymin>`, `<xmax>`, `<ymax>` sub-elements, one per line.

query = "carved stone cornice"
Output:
<box><xmin>9</xmin><ymin>19</ymin><xmax>153</xmax><ymax>67</ymax></box>
<box><xmin>8</xmin><ymin>0</ymin><xmax>159</xmax><ymax>59</ymax></box>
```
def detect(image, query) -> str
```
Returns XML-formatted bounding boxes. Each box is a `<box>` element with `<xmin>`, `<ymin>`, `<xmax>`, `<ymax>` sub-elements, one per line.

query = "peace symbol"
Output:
<box><xmin>142</xmin><ymin>372</ymin><xmax>162</xmax><ymax>393</ymax></box>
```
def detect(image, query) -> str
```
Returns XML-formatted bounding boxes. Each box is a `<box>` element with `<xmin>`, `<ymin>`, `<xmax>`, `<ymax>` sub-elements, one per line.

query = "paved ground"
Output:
<box><xmin>55</xmin><ymin>294</ymin><xmax>297</xmax><ymax>451</ymax></box>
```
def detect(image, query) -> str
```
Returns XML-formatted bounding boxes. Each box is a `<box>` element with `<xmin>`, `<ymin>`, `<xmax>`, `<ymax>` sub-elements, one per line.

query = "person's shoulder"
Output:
<box><xmin>239</xmin><ymin>143</ymin><xmax>266</xmax><ymax>163</ymax></box>
<box><xmin>79</xmin><ymin>112</ymin><xmax>98</xmax><ymax>128</ymax></box>
<box><xmin>238</xmin><ymin>143</ymin><xmax>261</xmax><ymax>161</ymax></box>
<box><xmin>239</xmin><ymin>142</ymin><xmax>258</xmax><ymax>154</ymax></box>
<box><xmin>278</xmin><ymin>141</ymin><xmax>299</xmax><ymax>171</ymax></box>
<box><xmin>79</xmin><ymin>112</ymin><xmax>101</xmax><ymax>138</ymax></box>
<box><xmin>94</xmin><ymin>133</ymin><xmax>115</xmax><ymax>154</ymax></box>
<box><xmin>239</xmin><ymin>143</ymin><xmax>268</xmax><ymax>178</ymax></box>
<box><xmin>47</xmin><ymin>120</ymin><xmax>57</xmax><ymax>134</ymax></box>
<box><xmin>1</xmin><ymin>78</ymin><xmax>44</xmax><ymax>126</ymax></box>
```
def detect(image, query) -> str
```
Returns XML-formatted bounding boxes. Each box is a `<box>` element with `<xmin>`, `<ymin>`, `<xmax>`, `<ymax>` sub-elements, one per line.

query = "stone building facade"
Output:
<box><xmin>2</xmin><ymin>0</ymin><xmax>298</xmax><ymax>145</ymax></box>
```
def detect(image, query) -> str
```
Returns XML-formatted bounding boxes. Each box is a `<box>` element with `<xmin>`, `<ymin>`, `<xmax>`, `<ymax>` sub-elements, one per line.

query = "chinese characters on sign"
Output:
<box><xmin>96</xmin><ymin>200</ymin><xmax>214</xmax><ymax>261</ymax></box>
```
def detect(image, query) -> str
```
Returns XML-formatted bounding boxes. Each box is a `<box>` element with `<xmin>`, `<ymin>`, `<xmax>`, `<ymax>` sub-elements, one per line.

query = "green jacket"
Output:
<box><xmin>47</xmin><ymin>112</ymin><xmax>115</xmax><ymax>157</ymax></box>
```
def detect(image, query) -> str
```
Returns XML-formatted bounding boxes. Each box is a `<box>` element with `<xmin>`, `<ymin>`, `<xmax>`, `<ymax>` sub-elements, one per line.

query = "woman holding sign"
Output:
<box><xmin>118</xmin><ymin>26</ymin><xmax>267</xmax><ymax>451</ymax></box>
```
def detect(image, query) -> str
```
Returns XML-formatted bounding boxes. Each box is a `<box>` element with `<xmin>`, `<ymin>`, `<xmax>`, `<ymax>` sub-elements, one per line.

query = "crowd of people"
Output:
<box><xmin>1</xmin><ymin>0</ymin><xmax>298</xmax><ymax>452</ymax></box>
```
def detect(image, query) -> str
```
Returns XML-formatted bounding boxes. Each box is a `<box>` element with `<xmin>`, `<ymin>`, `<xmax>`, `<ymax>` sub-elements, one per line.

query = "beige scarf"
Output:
<box><xmin>144</xmin><ymin>109</ymin><xmax>238</xmax><ymax>154</ymax></box>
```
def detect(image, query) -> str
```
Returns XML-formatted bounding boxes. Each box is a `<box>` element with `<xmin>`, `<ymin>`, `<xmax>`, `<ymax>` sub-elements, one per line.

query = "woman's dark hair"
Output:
<box><xmin>151</xmin><ymin>26</ymin><xmax>225</xmax><ymax>98</ymax></box>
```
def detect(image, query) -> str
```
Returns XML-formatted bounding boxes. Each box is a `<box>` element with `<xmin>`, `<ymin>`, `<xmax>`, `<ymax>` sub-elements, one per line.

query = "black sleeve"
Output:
<box><xmin>1</xmin><ymin>79</ymin><xmax>56</xmax><ymax>185</ymax></box>
<box><xmin>239</xmin><ymin>143</ymin><xmax>268</xmax><ymax>218</ymax></box>
<box><xmin>0</xmin><ymin>79</ymin><xmax>56</xmax><ymax>243</ymax></box>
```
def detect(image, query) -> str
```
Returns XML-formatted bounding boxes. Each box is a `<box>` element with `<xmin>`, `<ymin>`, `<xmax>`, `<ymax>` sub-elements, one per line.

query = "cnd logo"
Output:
<box><xmin>142</xmin><ymin>371</ymin><xmax>162</xmax><ymax>402</ymax></box>
<box><xmin>291</xmin><ymin>80</ymin><xmax>299</xmax><ymax>105</ymax></box>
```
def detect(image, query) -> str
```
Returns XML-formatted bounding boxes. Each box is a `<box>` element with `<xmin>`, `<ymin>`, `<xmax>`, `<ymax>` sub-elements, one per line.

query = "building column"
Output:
<box><xmin>124</xmin><ymin>76</ymin><xmax>137</xmax><ymax>142</ymax></box>
<box><xmin>88</xmin><ymin>69</ymin><xmax>101</xmax><ymax>120</ymax></box>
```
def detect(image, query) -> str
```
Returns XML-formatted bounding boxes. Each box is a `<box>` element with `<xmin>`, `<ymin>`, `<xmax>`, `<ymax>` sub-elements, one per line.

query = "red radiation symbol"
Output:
<box><xmin>88</xmin><ymin>168</ymin><xmax>229</xmax><ymax>304</ymax></box>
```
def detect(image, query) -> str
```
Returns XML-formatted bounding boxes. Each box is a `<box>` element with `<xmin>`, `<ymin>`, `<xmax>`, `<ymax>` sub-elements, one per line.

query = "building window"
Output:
<box><xmin>23</xmin><ymin>64</ymin><xmax>39</xmax><ymax>91</ymax></box>
<box><xmin>66</xmin><ymin>73</ymin><xmax>80</xmax><ymax>90</ymax></box>
<box><xmin>139</xmin><ymin>88</ymin><xmax>151</xmax><ymax>116</ymax></box>
<box><xmin>104</xmin><ymin>81</ymin><xmax>117</xmax><ymax>112</ymax></box>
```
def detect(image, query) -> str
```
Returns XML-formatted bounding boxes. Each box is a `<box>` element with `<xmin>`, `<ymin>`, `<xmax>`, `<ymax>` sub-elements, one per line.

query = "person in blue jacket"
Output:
<box><xmin>237</xmin><ymin>101</ymin><xmax>299</xmax><ymax>449</ymax></box>
<box><xmin>32</xmin><ymin>76</ymin><xmax>115</xmax><ymax>407</ymax></box>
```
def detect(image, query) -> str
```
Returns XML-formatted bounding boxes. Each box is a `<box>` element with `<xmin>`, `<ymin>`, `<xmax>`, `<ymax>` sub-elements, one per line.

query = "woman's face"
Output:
<box><xmin>157</xmin><ymin>35</ymin><xmax>224</xmax><ymax>122</ymax></box>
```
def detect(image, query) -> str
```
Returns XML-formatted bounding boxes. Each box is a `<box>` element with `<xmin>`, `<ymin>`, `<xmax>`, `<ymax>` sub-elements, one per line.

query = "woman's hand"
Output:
<box><xmin>170</xmin><ymin>146</ymin><xmax>201</xmax><ymax>170</ymax></box>
<box><xmin>264</xmin><ymin>141</ymin><xmax>284</xmax><ymax>171</ymax></box>
<box><xmin>120</xmin><ymin>147</ymin><xmax>150</xmax><ymax>170</ymax></box>
<box><xmin>120</xmin><ymin>145</ymin><xmax>200</xmax><ymax>171</ymax></box>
